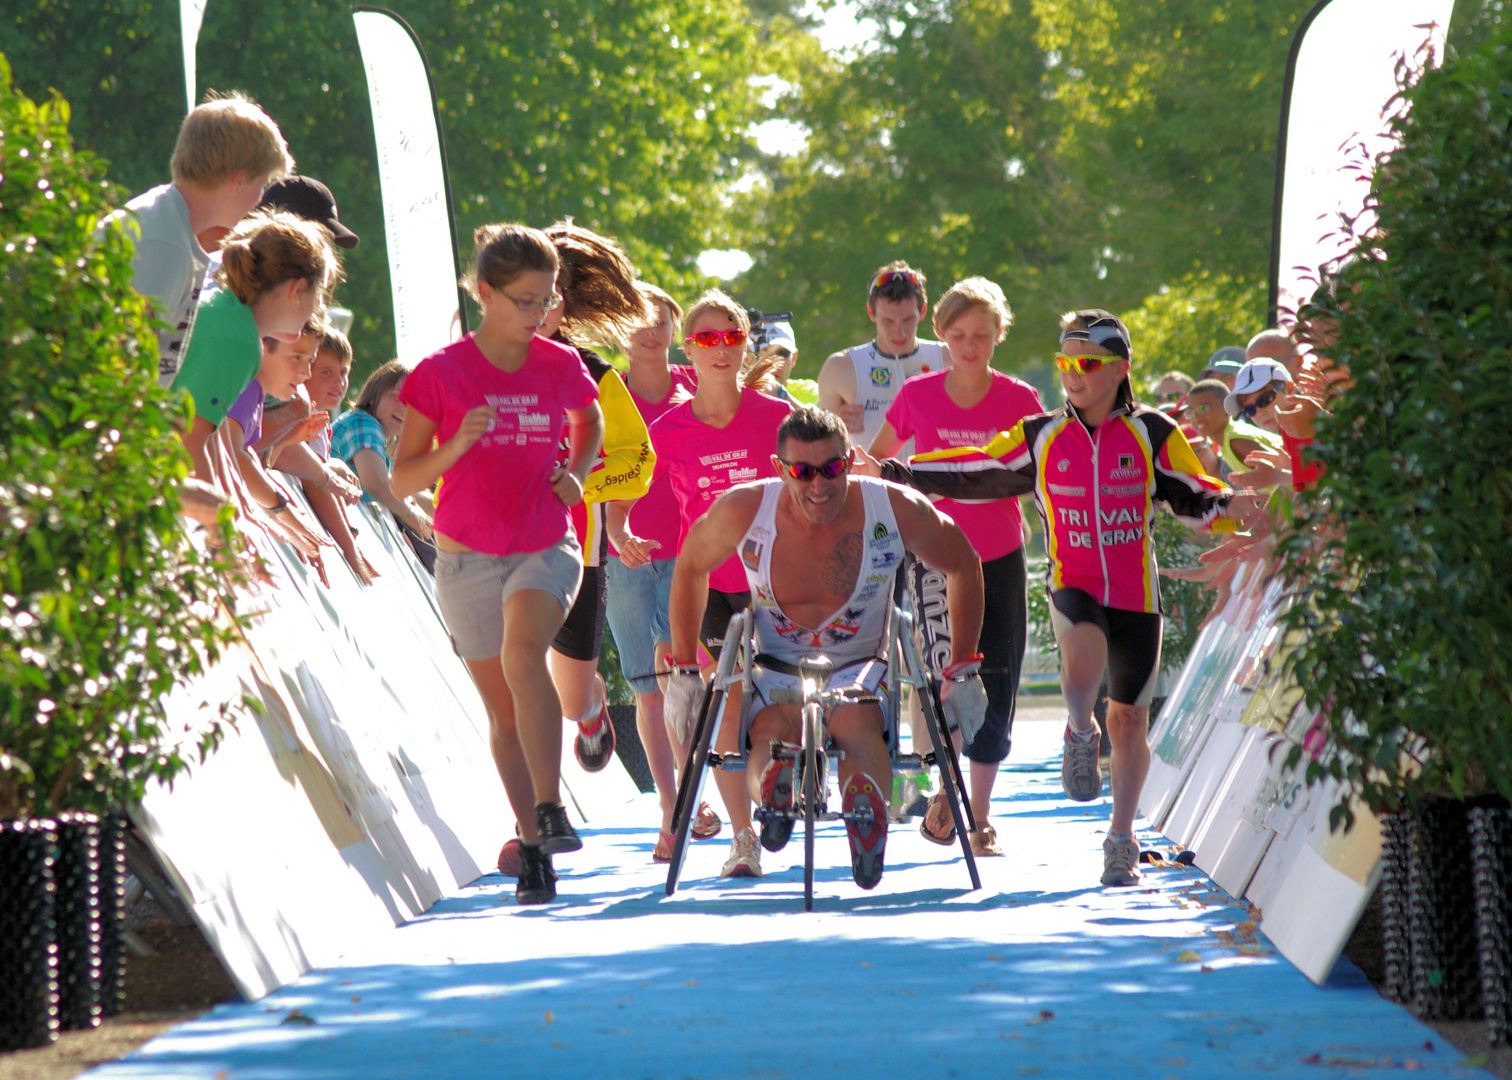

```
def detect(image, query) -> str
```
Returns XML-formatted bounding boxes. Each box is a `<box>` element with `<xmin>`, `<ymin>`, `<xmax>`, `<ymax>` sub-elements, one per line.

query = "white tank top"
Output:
<box><xmin>739</xmin><ymin>477</ymin><xmax>904</xmax><ymax>668</ymax></box>
<box><xmin>847</xmin><ymin>340</ymin><xmax>948</xmax><ymax>452</ymax></box>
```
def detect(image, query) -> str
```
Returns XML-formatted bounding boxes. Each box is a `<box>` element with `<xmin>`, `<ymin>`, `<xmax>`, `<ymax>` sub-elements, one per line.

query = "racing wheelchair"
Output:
<box><xmin>663</xmin><ymin>602</ymin><xmax>981</xmax><ymax>910</ymax></box>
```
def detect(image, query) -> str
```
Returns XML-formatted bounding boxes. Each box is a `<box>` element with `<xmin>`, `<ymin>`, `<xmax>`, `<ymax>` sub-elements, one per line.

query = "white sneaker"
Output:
<box><xmin>720</xmin><ymin>826</ymin><xmax>763</xmax><ymax>878</ymax></box>
<box><xmin>1101</xmin><ymin>833</ymin><xmax>1141</xmax><ymax>887</ymax></box>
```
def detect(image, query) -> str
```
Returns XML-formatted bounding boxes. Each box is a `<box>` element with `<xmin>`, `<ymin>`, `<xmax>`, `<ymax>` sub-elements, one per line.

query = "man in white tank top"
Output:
<box><xmin>818</xmin><ymin>262</ymin><xmax>950</xmax><ymax>453</ymax></box>
<box><xmin>665</xmin><ymin>405</ymin><xmax>985</xmax><ymax>886</ymax></box>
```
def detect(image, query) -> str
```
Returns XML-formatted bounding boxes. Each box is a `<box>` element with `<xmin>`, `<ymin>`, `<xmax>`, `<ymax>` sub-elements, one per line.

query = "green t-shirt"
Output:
<box><xmin>171</xmin><ymin>287</ymin><xmax>260</xmax><ymax>428</ymax></box>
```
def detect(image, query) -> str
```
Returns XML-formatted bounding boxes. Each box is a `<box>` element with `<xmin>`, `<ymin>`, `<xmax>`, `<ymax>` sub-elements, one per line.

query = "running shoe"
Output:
<box><xmin>1101</xmin><ymin>834</ymin><xmax>1141</xmax><ymax>887</ymax></box>
<box><xmin>535</xmin><ymin>802</ymin><xmax>583</xmax><ymax>855</ymax></box>
<box><xmin>757</xmin><ymin>749</ymin><xmax>796</xmax><ymax>852</ymax></box>
<box><xmin>843</xmin><ymin>773</ymin><xmax>888</xmax><ymax>889</ymax></box>
<box><xmin>1061</xmin><ymin>721</ymin><xmax>1103</xmax><ymax>802</ymax></box>
<box><xmin>516</xmin><ymin>843</ymin><xmax>556</xmax><ymax>904</ymax></box>
<box><xmin>719</xmin><ymin>826</ymin><xmax>763</xmax><ymax>878</ymax></box>
<box><xmin>574</xmin><ymin>704</ymin><xmax>616</xmax><ymax>773</ymax></box>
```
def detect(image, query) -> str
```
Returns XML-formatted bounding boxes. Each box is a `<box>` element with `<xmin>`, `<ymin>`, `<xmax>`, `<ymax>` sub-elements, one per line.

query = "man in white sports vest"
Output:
<box><xmin>664</xmin><ymin>405</ymin><xmax>985</xmax><ymax>887</ymax></box>
<box><xmin>818</xmin><ymin>262</ymin><xmax>950</xmax><ymax>454</ymax></box>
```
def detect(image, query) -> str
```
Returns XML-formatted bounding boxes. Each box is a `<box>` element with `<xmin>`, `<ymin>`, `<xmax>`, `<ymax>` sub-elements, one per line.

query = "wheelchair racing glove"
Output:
<box><xmin>939</xmin><ymin>654</ymin><xmax>987</xmax><ymax>746</ymax></box>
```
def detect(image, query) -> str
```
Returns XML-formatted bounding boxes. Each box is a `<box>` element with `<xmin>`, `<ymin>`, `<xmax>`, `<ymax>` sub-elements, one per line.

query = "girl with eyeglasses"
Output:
<box><xmin>866</xmin><ymin>277</ymin><xmax>1042</xmax><ymax>859</ymax></box>
<box><xmin>390</xmin><ymin>223</ymin><xmax>605</xmax><ymax>905</ymax></box>
<box><xmin>861</xmin><ymin>308</ymin><xmax>1260</xmax><ymax>889</ymax></box>
<box><xmin>637</xmin><ymin>289</ymin><xmax>792</xmax><ymax>878</ymax></box>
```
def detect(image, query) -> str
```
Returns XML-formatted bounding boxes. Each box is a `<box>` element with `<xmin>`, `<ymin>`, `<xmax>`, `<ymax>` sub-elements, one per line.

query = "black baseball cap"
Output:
<box><xmin>258</xmin><ymin>176</ymin><xmax>360</xmax><ymax>249</ymax></box>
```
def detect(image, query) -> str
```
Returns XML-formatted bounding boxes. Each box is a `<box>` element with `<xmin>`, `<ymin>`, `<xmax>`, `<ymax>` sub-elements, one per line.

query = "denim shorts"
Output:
<box><xmin>434</xmin><ymin>537</ymin><xmax>583</xmax><ymax>661</ymax></box>
<box><xmin>605</xmin><ymin>555</ymin><xmax>675</xmax><ymax>695</ymax></box>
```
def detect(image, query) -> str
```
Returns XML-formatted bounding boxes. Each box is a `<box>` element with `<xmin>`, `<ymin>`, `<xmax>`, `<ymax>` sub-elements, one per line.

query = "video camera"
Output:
<box><xmin>745</xmin><ymin>308</ymin><xmax>796</xmax><ymax>354</ymax></box>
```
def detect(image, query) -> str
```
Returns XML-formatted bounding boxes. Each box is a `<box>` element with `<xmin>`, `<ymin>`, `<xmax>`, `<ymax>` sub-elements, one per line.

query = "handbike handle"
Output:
<box><xmin>767</xmin><ymin>687</ymin><xmax>881</xmax><ymax>707</ymax></box>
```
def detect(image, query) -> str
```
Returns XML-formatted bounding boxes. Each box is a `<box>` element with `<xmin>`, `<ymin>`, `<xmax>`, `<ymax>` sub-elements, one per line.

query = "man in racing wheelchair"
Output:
<box><xmin>664</xmin><ymin>404</ymin><xmax>986</xmax><ymax>887</ymax></box>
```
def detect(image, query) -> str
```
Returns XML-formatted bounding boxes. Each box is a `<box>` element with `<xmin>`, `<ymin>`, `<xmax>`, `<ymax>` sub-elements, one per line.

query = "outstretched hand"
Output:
<box><xmin>850</xmin><ymin>446</ymin><xmax>884</xmax><ymax>478</ymax></box>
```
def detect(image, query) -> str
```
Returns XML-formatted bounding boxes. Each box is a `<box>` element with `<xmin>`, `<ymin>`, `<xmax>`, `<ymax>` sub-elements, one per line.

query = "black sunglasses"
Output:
<box><xmin>1239</xmin><ymin>388</ymin><xmax>1279</xmax><ymax>420</ymax></box>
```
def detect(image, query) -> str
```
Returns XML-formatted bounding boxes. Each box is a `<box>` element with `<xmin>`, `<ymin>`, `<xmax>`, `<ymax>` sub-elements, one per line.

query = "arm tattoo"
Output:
<box><xmin>820</xmin><ymin>532</ymin><xmax>863</xmax><ymax>596</ymax></box>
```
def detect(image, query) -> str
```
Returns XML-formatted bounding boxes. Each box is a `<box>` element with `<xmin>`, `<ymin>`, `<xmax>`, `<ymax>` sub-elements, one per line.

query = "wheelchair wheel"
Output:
<box><xmin>802</xmin><ymin>701</ymin><xmax>822</xmax><ymax>911</ymax></box>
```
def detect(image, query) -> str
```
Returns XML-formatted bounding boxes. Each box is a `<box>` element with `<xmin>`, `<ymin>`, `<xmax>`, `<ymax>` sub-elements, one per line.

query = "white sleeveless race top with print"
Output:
<box><xmin>847</xmin><ymin>340</ymin><xmax>947</xmax><ymax>452</ymax></box>
<box><xmin>739</xmin><ymin>477</ymin><xmax>904</xmax><ymax>668</ymax></box>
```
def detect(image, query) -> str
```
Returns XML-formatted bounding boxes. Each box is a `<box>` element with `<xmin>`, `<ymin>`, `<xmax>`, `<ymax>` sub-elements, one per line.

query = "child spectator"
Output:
<box><xmin>114</xmin><ymin>93</ymin><xmax>294</xmax><ymax>388</ymax></box>
<box><xmin>172</xmin><ymin>209</ymin><xmax>340</xmax><ymax>488</ymax></box>
<box><xmin>224</xmin><ymin>326</ymin><xmax>333</xmax><ymax>573</ymax></box>
<box><xmin>331</xmin><ymin>361</ymin><xmax>436</xmax><ymax>569</ymax></box>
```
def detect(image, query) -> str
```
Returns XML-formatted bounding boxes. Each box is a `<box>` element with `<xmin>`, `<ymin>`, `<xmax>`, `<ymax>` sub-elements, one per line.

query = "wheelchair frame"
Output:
<box><xmin>663</xmin><ymin>601</ymin><xmax>981</xmax><ymax>910</ymax></box>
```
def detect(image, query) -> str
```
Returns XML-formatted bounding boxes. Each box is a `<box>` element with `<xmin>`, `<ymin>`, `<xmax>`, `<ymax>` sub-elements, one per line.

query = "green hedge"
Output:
<box><xmin>0</xmin><ymin>56</ymin><xmax>238</xmax><ymax>819</ymax></box>
<box><xmin>1278</xmin><ymin>28</ymin><xmax>1512</xmax><ymax>827</ymax></box>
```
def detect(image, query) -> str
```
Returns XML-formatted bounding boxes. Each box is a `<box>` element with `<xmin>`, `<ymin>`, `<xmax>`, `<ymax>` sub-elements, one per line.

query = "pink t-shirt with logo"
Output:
<box><xmin>649</xmin><ymin>386</ymin><xmax>792</xmax><ymax>592</ymax></box>
<box><xmin>886</xmin><ymin>369</ymin><xmax>1043</xmax><ymax>562</ymax></box>
<box><xmin>614</xmin><ymin>364</ymin><xmax>698</xmax><ymax>558</ymax></box>
<box><xmin>400</xmin><ymin>334</ymin><xmax>599</xmax><ymax>558</ymax></box>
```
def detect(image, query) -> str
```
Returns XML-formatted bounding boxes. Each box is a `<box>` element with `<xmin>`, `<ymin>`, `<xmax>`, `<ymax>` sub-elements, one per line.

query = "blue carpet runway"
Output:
<box><xmin>85</xmin><ymin>719</ymin><xmax>1487</xmax><ymax>1079</ymax></box>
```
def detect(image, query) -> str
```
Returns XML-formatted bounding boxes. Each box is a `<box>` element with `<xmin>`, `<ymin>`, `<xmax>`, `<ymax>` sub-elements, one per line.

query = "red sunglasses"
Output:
<box><xmin>870</xmin><ymin>269</ymin><xmax>921</xmax><ymax>292</ymax></box>
<box><xmin>685</xmin><ymin>328</ymin><xmax>748</xmax><ymax>349</ymax></box>
<box><xmin>778</xmin><ymin>455</ymin><xmax>849</xmax><ymax>482</ymax></box>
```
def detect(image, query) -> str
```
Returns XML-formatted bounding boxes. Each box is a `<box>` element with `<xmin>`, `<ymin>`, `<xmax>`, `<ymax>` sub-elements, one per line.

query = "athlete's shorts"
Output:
<box><xmin>700</xmin><ymin>588</ymin><xmax>752</xmax><ymax>660</ymax></box>
<box><xmin>435</xmin><ymin>537</ymin><xmax>583</xmax><ymax>661</ymax></box>
<box><xmin>605</xmin><ymin>555</ymin><xmax>675</xmax><ymax>694</ymax></box>
<box><xmin>907</xmin><ymin>548</ymin><xmax>1027</xmax><ymax>764</ymax></box>
<box><xmin>552</xmin><ymin>562</ymin><xmax>607</xmax><ymax>662</ymax></box>
<box><xmin>1049</xmin><ymin>587</ymin><xmax>1162</xmax><ymax>707</ymax></box>
<box><xmin>746</xmin><ymin>656</ymin><xmax>892</xmax><ymax>747</ymax></box>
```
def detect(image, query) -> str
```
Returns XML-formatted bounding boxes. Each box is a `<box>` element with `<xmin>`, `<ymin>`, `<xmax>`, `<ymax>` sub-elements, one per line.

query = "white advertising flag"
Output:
<box><xmin>352</xmin><ymin>8</ymin><xmax>464</xmax><ymax>365</ymax></box>
<box><xmin>1271</xmin><ymin>0</ymin><xmax>1452</xmax><ymax>320</ymax></box>
<box><xmin>180</xmin><ymin>0</ymin><xmax>207</xmax><ymax>113</ymax></box>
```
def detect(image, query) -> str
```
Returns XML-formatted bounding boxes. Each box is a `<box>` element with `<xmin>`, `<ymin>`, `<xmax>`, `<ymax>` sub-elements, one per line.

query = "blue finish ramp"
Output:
<box><xmin>86</xmin><ymin>720</ymin><xmax>1486</xmax><ymax>1079</ymax></box>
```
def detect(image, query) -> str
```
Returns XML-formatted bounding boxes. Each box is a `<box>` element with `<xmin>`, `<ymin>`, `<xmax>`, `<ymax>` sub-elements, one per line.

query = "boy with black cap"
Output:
<box><xmin>860</xmin><ymin>309</ymin><xmax>1260</xmax><ymax>887</ymax></box>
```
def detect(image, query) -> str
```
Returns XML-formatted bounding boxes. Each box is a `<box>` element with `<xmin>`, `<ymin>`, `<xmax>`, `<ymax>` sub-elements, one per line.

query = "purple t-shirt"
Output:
<box><xmin>225</xmin><ymin>379</ymin><xmax>264</xmax><ymax>451</ymax></box>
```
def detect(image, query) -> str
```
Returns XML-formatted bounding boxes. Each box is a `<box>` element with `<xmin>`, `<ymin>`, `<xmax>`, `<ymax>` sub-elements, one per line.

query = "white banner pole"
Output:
<box><xmin>1268</xmin><ymin>0</ymin><xmax>1453</xmax><ymax>323</ymax></box>
<box><xmin>180</xmin><ymin>0</ymin><xmax>207</xmax><ymax>113</ymax></box>
<box><xmin>351</xmin><ymin>7</ymin><xmax>468</xmax><ymax>365</ymax></box>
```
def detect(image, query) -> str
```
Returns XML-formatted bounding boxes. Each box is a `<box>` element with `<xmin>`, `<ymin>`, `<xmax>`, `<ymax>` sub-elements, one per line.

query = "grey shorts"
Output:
<box><xmin>434</xmin><ymin>537</ymin><xmax>584</xmax><ymax>661</ymax></box>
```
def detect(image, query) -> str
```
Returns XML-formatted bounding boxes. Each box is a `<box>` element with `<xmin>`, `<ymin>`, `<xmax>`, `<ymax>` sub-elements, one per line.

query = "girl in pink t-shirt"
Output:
<box><xmin>869</xmin><ymin>277</ymin><xmax>1043</xmax><ymax>860</ymax></box>
<box><xmin>643</xmin><ymin>290</ymin><xmax>792</xmax><ymax>878</ymax></box>
<box><xmin>391</xmin><ymin>223</ymin><xmax>604</xmax><ymax>905</ymax></box>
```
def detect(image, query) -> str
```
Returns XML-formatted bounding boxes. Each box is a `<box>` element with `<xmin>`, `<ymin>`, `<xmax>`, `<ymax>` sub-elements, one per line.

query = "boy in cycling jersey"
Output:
<box><xmin>858</xmin><ymin>310</ymin><xmax>1260</xmax><ymax>887</ymax></box>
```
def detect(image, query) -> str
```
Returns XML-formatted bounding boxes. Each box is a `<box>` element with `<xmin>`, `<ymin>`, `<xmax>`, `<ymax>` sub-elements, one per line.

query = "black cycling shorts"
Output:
<box><xmin>700</xmin><ymin>588</ymin><xmax>752</xmax><ymax>661</ymax></box>
<box><xmin>552</xmin><ymin>562</ymin><xmax>607</xmax><ymax>662</ymax></box>
<box><xmin>1049</xmin><ymin>587</ymin><xmax>1162</xmax><ymax>707</ymax></box>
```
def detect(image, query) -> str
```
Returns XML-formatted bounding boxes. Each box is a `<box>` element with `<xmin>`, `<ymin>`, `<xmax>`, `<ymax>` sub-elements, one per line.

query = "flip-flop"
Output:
<box><xmin>970</xmin><ymin>823</ymin><xmax>1005</xmax><ymax>857</ymax></box>
<box><xmin>691</xmin><ymin>801</ymin><xmax>723</xmax><ymax>840</ymax></box>
<box><xmin>652</xmin><ymin>831</ymin><xmax>674</xmax><ymax>863</ymax></box>
<box><xmin>918</xmin><ymin>791</ymin><xmax>955</xmax><ymax>846</ymax></box>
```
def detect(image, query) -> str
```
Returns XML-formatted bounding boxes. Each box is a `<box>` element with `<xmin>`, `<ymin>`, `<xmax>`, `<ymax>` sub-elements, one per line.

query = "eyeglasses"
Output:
<box><xmin>869</xmin><ymin>269</ymin><xmax>921</xmax><ymax>292</ymax></box>
<box><xmin>686</xmin><ymin>328</ymin><xmax>749</xmax><ymax>349</ymax></box>
<box><xmin>1239</xmin><ymin>388</ymin><xmax>1279</xmax><ymax>420</ymax></box>
<box><xmin>1054</xmin><ymin>352</ymin><xmax>1111</xmax><ymax>374</ymax></box>
<box><xmin>1186</xmin><ymin>401</ymin><xmax>1218</xmax><ymax>417</ymax></box>
<box><xmin>498</xmin><ymin>288</ymin><xmax>562</xmax><ymax>314</ymax></box>
<box><xmin>777</xmin><ymin>455</ymin><xmax>849</xmax><ymax>482</ymax></box>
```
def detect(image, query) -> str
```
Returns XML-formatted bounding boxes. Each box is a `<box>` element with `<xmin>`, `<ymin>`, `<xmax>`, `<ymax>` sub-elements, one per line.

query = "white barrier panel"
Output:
<box><xmin>134</xmin><ymin>504</ymin><xmax>636</xmax><ymax>1000</ymax></box>
<box><xmin>1140</xmin><ymin>562</ymin><xmax>1381</xmax><ymax>985</ymax></box>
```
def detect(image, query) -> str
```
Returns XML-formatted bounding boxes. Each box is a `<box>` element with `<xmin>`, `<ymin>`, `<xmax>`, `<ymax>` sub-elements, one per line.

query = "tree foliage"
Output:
<box><xmin>1276</xmin><ymin>25</ymin><xmax>1512</xmax><ymax>827</ymax></box>
<box><xmin>0</xmin><ymin>58</ymin><xmax>239</xmax><ymax>818</ymax></box>
<box><xmin>1120</xmin><ymin>270</ymin><xmax>1267</xmax><ymax>392</ymax></box>
<box><xmin>739</xmin><ymin>0</ymin><xmax>1312</xmax><ymax>374</ymax></box>
<box><xmin>4</xmin><ymin>0</ymin><xmax>771</xmax><ymax>384</ymax></box>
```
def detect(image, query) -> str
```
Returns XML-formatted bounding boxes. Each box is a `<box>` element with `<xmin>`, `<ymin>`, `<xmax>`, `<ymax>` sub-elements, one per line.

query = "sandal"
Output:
<box><xmin>652</xmin><ymin>831</ymin><xmax>674</xmax><ymax>863</ymax></box>
<box><xmin>969</xmin><ymin>822</ymin><xmax>1005</xmax><ymax>857</ymax></box>
<box><xmin>691</xmin><ymin>801</ymin><xmax>723</xmax><ymax>840</ymax></box>
<box><xmin>918</xmin><ymin>791</ymin><xmax>956</xmax><ymax>846</ymax></box>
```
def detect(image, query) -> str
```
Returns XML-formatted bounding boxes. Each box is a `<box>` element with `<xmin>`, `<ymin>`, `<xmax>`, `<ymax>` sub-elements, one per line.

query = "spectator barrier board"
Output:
<box><xmin>1140</xmin><ymin>561</ymin><xmax>1381</xmax><ymax>984</ymax></box>
<box><xmin>132</xmin><ymin>503</ymin><xmax>639</xmax><ymax>1000</ymax></box>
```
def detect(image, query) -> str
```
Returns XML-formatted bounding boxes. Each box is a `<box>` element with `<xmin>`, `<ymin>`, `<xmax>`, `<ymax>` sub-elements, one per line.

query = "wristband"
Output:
<box><xmin>942</xmin><ymin>653</ymin><xmax>984</xmax><ymax>680</ymax></box>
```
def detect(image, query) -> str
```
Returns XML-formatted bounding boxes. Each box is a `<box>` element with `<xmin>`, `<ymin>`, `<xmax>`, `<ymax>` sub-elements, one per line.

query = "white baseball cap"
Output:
<box><xmin>1224</xmin><ymin>358</ymin><xmax>1293</xmax><ymax>417</ymax></box>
